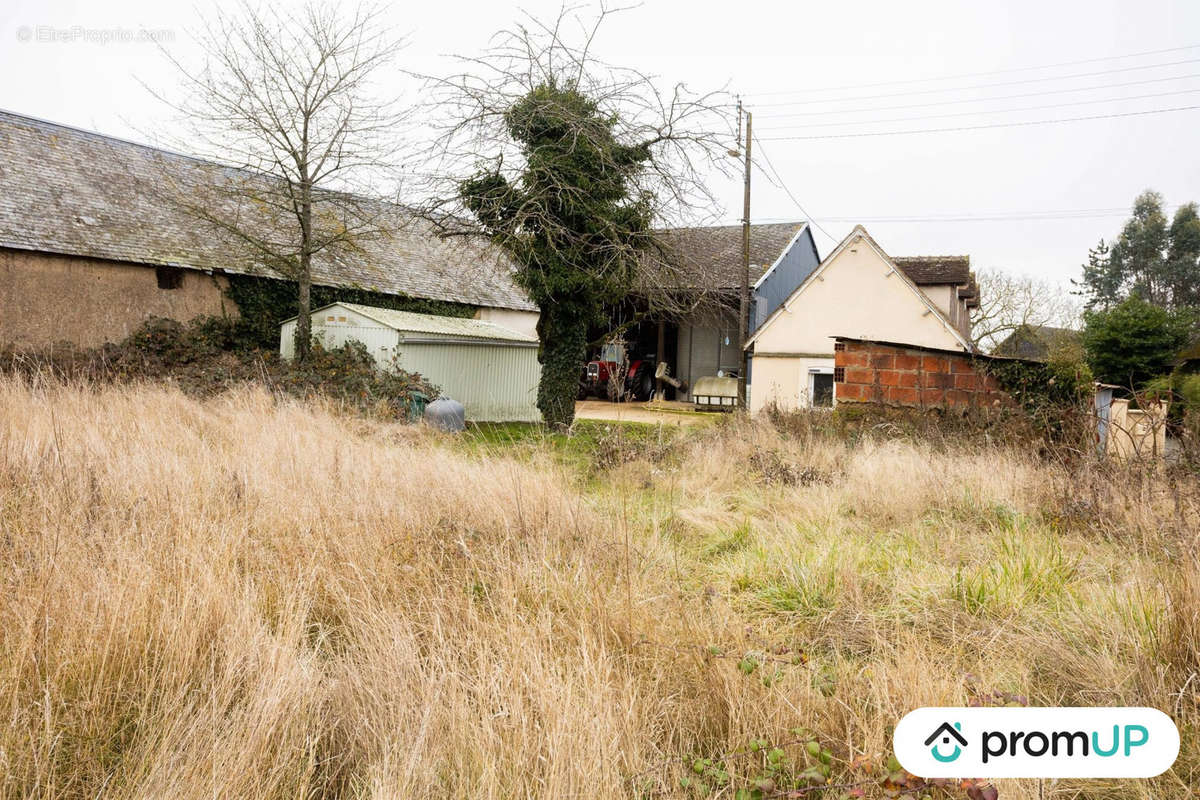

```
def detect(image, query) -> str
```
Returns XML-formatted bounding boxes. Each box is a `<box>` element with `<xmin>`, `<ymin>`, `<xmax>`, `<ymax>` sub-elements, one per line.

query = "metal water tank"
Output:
<box><xmin>424</xmin><ymin>397</ymin><xmax>466</xmax><ymax>432</ymax></box>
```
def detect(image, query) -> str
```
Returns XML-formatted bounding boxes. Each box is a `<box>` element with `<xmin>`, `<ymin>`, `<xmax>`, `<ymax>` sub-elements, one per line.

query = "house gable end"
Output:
<box><xmin>747</xmin><ymin>227</ymin><xmax>971</xmax><ymax>354</ymax></box>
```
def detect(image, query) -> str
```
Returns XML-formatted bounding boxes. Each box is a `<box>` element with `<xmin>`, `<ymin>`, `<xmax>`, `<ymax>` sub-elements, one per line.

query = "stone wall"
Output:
<box><xmin>1</xmin><ymin>248</ymin><xmax>234</xmax><ymax>348</ymax></box>
<box><xmin>833</xmin><ymin>337</ymin><xmax>1013</xmax><ymax>410</ymax></box>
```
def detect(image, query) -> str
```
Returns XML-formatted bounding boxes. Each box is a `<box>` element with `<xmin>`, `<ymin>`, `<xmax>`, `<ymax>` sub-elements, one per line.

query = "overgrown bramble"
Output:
<box><xmin>0</xmin><ymin>316</ymin><xmax>437</xmax><ymax>420</ymax></box>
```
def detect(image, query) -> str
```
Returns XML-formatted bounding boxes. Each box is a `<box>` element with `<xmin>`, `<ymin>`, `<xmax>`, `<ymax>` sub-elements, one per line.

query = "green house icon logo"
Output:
<box><xmin>925</xmin><ymin>722</ymin><xmax>967</xmax><ymax>762</ymax></box>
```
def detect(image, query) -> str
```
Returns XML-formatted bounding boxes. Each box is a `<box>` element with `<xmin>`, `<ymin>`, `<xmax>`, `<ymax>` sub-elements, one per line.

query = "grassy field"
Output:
<box><xmin>0</xmin><ymin>377</ymin><xmax>1197</xmax><ymax>799</ymax></box>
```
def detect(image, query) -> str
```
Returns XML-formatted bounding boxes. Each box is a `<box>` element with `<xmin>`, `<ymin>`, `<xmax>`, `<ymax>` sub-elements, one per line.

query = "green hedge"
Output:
<box><xmin>223</xmin><ymin>274</ymin><xmax>477</xmax><ymax>349</ymax></box>
<box><xmin>977</xmin><ymin>354</ymin><xmax>1094</xmax><ymax>440</ymax></box>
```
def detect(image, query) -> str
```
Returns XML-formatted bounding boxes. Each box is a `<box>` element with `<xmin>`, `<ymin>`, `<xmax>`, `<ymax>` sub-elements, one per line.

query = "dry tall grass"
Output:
<box><xmin>1</xmin><ymin>377</ymin><xmax>1196</xmax><ymax>799</ymax></box>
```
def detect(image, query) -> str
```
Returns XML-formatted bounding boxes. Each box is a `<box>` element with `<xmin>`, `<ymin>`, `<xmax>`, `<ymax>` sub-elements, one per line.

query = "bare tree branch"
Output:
<box><xmin>408</xmin><ymin>3</ymin><xmax>736</xmax><ymax>317</ymax></box>
<box><xmin>142</xmin><ymin>1</ymin><xmax>408</xmax><ymax>359</ymax></box>
<box><xmin>972</xmin><ymin>269</ymin><xmax>1083</xmax><ymax>353</ymax></box>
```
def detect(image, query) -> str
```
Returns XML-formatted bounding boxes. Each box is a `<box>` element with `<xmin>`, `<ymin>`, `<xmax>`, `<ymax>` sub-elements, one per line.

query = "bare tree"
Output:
<box><xmin>972</xmin><ymin>269</ymin><xmax>1082</xmax><ymax>353</ymax></box>
<box><xmin>150</xmin><ymin>2</ymin><xmax>405</xmax><ymax>360</ymax></box>
<box><xmin>413</xmin><ymin>5</ymin><xmax>732</xmax><ymax>427</ymax></box>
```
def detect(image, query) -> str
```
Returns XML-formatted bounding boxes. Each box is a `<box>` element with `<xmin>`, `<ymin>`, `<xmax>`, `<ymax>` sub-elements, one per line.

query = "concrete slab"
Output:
<box><xmin>574</xmin><ymin>399</ymin><xmax>720</xmax><ymax>427</ymax></box>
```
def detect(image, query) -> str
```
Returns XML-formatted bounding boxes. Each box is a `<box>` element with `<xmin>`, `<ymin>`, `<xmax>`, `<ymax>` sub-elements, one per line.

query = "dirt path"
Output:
<box><xmin>574</xmin><ymin>399</ymin><xmax>719</xmax><ymax>427</ymax></box>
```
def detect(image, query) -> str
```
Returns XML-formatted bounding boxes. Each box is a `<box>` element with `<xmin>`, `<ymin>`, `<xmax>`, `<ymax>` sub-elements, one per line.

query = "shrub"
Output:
<box><xmin>0</xmin><ymin>317</ymin><xmax>436</xmax><ymax>421</ymax></box>
<box><xmin>1082</xmin><ymin>295</ymin><xmax>1194</xmax><ymax>388</ymax></box>
<box><xmin>980</xmin><ymin>351</ymin><xmax>1094</xmax><ymax>446</ymax></box>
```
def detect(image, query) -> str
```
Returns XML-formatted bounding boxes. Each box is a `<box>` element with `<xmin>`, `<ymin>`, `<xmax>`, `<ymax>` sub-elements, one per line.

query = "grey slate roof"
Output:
<box><xmin>0</xmin><ymin>110</ymin><xmax>537</xmax><ymax>311</ymax></box>
<box><xmin>649</xmin><ymin>222</ymin><xmax>807</xmax><ymax>290</ymax></box>
<box><xmin>305</xmin><ymin>302</ymin><xmax>537</xmax><ymax>342</ymax></box>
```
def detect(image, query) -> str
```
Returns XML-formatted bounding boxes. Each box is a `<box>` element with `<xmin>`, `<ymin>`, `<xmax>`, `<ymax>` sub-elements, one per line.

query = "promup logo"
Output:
<box><xmin>924</xmin><ymin>722</ymin><xmax>967</xmax><ymax>763</ymax></box>
<box><xmin>894</xmin><ymin>707</ymin><xmax>1179</xmax><ymax>779</ymax></box>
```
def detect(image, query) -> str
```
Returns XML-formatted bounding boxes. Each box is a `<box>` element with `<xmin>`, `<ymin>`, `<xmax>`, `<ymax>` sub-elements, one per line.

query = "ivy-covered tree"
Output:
<box><xmin>1082</xmin><ymin>295</ymin><xmax>1193</xmax><ymax>388</ymax></box>
<box><xmin>1078</xmin><ymin>190</ymin><xmax>1200</xmax><ymax>311</ymax></box>
<box><xmin>420</xmin><ymin>8</ymin><xmax>727</xmax><ymax>428</ymax></box>
<box><xmin>456</xmin><ymin>86</ymin><xmax>656</xmax><ymax>428</ymax></box>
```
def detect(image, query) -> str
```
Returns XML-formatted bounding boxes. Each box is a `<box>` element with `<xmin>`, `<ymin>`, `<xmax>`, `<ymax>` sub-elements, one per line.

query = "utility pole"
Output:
<box><xmin>737</xmin><ymin>104</ymin><xmax>752</xmax><ymax>411</ymax></box>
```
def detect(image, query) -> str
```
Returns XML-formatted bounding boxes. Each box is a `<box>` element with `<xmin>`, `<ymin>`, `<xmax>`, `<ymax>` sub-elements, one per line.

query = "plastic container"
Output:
<box><xmin>423</xmin><ymin>397</ymin><xmax>466</xmax><ymax>432</ymax></box>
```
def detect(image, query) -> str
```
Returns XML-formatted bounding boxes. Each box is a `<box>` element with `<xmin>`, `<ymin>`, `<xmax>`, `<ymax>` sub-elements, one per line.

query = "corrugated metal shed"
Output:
<box><xmin>281</xmin><ymin>302</ymin><xmax>541</xmax><ymax>422</ymax></box>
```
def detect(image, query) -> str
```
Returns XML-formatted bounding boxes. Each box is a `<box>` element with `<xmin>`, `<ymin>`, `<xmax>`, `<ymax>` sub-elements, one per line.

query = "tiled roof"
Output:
<box><xmin>992</xmin><ymin>325</ymin><xmax>1082</xmax><ymax>360</ymax></box>
<box><xmin>0</xmin><ymin>110</ymin><xmax>537</xmax><ymax>311</ymax></box>
<box><xmin>893</xmin><ymin>255</ymin><xmax>971</xmax><ymax>286</ymax></box>
<box><xmin>649</xmin><ymin>222</ymin><xmax>806</xmax><ymax>290</ymax></box>
<box><xmin>320</xmin><ymin>302</ymin><xmax>537</xmax><ymax>342</ymax></box>
<box><xmin>958</xmin><ymin>274</ymin><xmax>980</xmax><ymax>308</ymax></box>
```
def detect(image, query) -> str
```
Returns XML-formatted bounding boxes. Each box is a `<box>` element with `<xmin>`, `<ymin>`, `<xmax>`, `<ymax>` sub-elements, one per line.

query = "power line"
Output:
<box><xmin>763</xmin><ymin>73</ymin><xmax>1200</xmax><ymax>119</ymax></box>
<box><xmin>816</xmin><ymin>211</ymin><xmax>1160</xmax><ymax>223</ymax></box>
<box><xmin>750</xmin><ymin>133</ymin><xmax>837</xmax><ymax>243</ymax></box>
<box><xmin>753</xmin><ymin>58</ymin><xmax>1200</xmax><ymax>107</ymax></box>
<box><xmin>723</xmin><ymin>206</ymin><xmax>1184</xmax><ymax>225</ymax></box>
<box><xmin>755</xmin><ymin>87</ymin><xmax>1200</xmax><ymax>131</ymax></box>
<box><xmin>741</xmin><ymin>43</ymin><xmax>1200</xmax><ymax>96</ymax></box>
<box><xmin>757</xmin><ymin>104</ymin><xmax>1200</xmax><ymax>140</ymax></box>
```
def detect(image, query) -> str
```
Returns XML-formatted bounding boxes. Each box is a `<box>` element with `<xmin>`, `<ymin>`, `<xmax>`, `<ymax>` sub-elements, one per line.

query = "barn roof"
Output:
<box><xmin>992</xmin><ymin>324</ymin><xmax>1082</xmax><ymax>360</ymax></box>
<box><xmin>0</xmin><ymin>109</ymin><xmax>537</xmax><ymax>311</ymax></box>
<box><xmin>649</xmin><ymin>222</ymin><xmax>808</xmax><ymax>290</ymax></box>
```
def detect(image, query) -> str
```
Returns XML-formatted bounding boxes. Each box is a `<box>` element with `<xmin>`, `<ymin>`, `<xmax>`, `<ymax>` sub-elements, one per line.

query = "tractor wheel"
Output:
<box><xmin>635</xmin><ymin>371</ymin><xmax>654</xmax><ymax>401</ymax></box>
<box><xmin>577</xmin><ymin>382</ymin><xmax>590</xmax><ymax>401</ymax></box>
<box><xmin>606</xmin><ymin>382</ymin><xmax>622</xmax><ymax>403</ymax></box>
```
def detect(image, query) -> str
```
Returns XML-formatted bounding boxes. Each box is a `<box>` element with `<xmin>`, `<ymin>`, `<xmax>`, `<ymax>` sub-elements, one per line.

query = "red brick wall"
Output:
<box><xmin>834</xmin><ymin>339</ymin><xmax>1013</xmax><ymax>410</ymax></box>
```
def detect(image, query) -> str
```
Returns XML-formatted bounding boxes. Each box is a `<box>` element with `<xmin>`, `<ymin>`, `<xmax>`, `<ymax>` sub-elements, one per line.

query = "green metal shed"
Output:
<box><xmin>281</xmin><ymin>302</ymin><xmax>542</xmax><ymax>422</ymax></box>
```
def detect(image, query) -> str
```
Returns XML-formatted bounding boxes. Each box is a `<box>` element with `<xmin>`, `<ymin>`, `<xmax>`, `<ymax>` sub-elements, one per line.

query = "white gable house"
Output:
<box><xmin>745</xmin><ymin>225</ymin><xmax>977</xmax><ymax>414</ymax></box>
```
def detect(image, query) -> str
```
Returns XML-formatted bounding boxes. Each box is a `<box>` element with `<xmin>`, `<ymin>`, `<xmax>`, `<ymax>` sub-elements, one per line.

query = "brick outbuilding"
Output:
<box><xmin>833</xmin><ymin>337</ymin><xmax>1016</xmax><ymax>410</ymax></box>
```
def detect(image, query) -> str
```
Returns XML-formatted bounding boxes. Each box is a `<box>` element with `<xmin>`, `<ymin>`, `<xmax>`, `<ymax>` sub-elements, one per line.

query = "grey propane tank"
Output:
<box><xmin>424</xmin><ymin>397</ymin><xmax>466</xmax><ymax>432</ymax></box>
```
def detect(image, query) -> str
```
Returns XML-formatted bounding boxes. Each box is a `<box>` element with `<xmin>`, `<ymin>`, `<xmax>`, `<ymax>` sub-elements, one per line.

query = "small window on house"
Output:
<box><xmin>833</xmin><ymin>342</ymin><xmax>846</xmax><ymax>352</ymax></box>
<box><xmin>338</xmin><ymin>316</ymin><xmax>347</xmax><ymax>322</ymax></box>
<box><xmin>834</xmin><ymin>366</ymin><xmax>845</xmax><ymax>383</ymax></box>
<box><xmin>810</xmin><ymin>371</ymin><xmax>834</xmax><ymax>407</ymax></box>
<box><xmin>327</xmin><ymin>316</ymin><xmax>336</xmax><ymax>322</ymax></box>
<box><xmin>155</xmin><ymin>265</ymin><xmax>184</xmax><ymax>290</ymax></box>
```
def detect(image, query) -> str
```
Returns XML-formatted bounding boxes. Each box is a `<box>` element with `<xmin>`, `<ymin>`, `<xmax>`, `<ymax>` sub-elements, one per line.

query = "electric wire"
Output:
<box><xmin>750</xmin><ymin>133</ymin><xmax>838</xmax><ymax>243</ymax></box>
<box><xmin>740</xmin><ymin>43</ymin><xmax>1200</xmax><ymax>97</ymax></box>
<box><xmin>752</xmin><ymin>58</ymin><xmax>1200</xmax><ymax>108</ymax></box>
<box><xmin>755</xmin><ymin>87</ymin><xmax>1200</xmax><ymax>131</ymax></box>
<box><xmin>718</xmin><ymin>204</ymin><xmax>1185</xmax><ymax>226</ymax></box>
<box><xmin>761</xmin><ymin>73</ymin><xmax>1200</xmax><ymax>119</ymax></box>
<box><xmin>756</xmin><ymin>104</ymin><xmax>1200</xmax><ymax>140</ymax></box>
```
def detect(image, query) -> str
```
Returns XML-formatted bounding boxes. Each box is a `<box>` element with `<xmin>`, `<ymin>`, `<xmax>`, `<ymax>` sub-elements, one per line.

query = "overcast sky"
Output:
<box><xmin>2</xmin><ymin>0</ymin><xmax>1198</xmax><ymax>290</ymax></box>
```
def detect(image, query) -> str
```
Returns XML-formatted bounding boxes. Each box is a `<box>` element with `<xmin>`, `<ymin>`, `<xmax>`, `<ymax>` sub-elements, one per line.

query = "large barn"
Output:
<box><xmin>0</xmin><ymin>109</ymin><xmax>539</xmax><ymax>348</ymax></box>
<box><xmin>590</xmin><ymin>222</ymin><xmax>822</xmax><ymax>400</ymax></box>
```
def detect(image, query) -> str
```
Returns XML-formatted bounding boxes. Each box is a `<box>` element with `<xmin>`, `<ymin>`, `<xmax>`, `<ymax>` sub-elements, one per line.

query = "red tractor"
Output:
<box><xmin>579</xmin><ymin>341</ymin><xmax>656</xmax><ymax>402</ymax></box>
